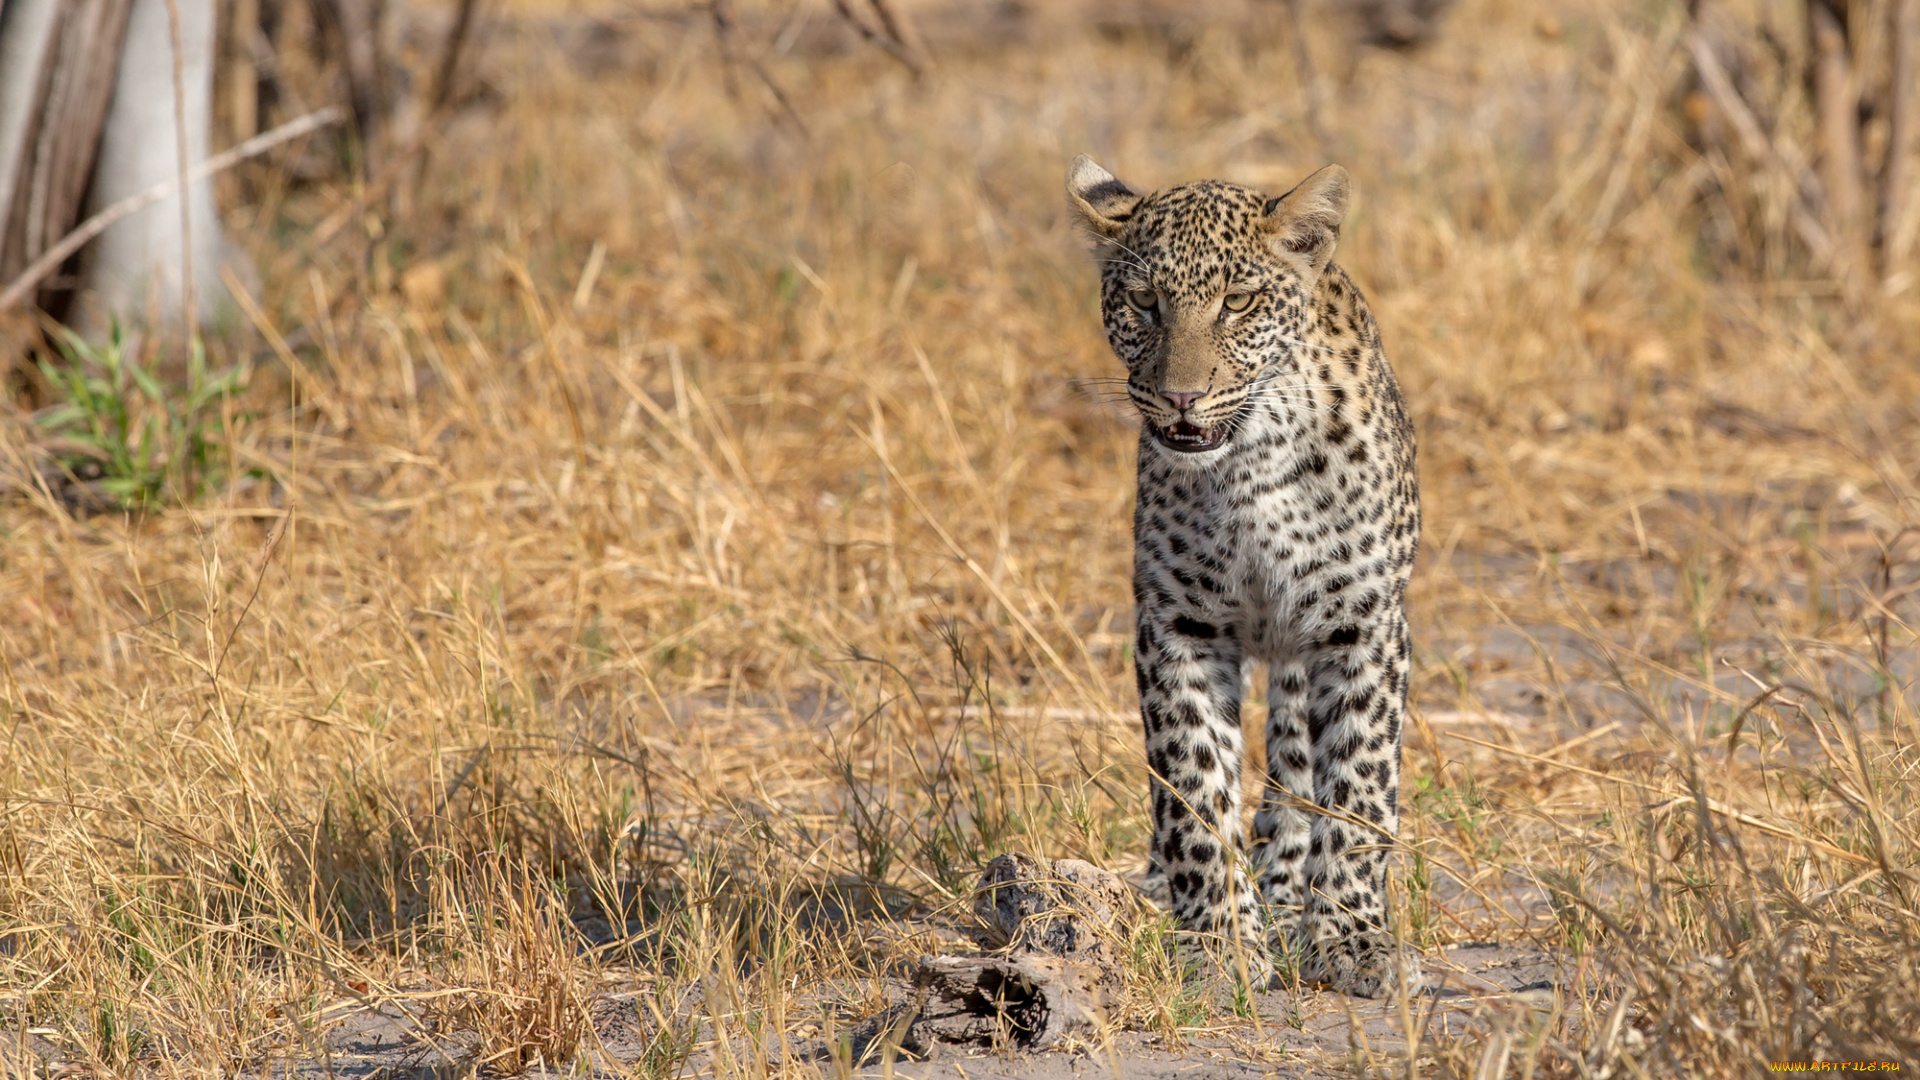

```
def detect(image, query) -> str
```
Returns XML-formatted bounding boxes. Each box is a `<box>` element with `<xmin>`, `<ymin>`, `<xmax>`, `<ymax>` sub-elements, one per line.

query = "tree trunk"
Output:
<box><xmin>0</xmin><ymin>0</ymin><xmax>135</xmax><ymax>308</ymax></box>
<box><xmin>310</xmin><ymin>0</ymin><xmax>391</xmax><ymax>170</ymax></box>
<box><xmin>74</xmin><ymin>0</ymin><xmax>248</xmax><ymax>335</ymax></box>
<box><xmin>1883</xmin><ymin>0</ymin><xmax>1918</xmax><ymax>270</ymax></box>
<box><xmin>1808</xmin><ymin>0</ymin><xmax>1867</xmax><ymax>271</ymax></box>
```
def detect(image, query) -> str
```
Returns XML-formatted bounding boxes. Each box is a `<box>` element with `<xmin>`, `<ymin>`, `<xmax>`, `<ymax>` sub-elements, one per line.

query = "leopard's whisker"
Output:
<box><xmin>1075</xmin><ymin>227</ymin><xmax>1155</xmax><ymax>278</ymax></box>
<box><xmin>1243</xmin><ymin>393</ymin><xmax>1321</xmax><ymax>410</ymax></box>
<box><xmin>1275</xmin><ymin>334</ymin><xmax>1343</xmax><ymax>357</ymax></box>
<box><xmin>1098</xmin><ymin>234</ymin><xmax>1157</xmax><ymax>274</ymax></box>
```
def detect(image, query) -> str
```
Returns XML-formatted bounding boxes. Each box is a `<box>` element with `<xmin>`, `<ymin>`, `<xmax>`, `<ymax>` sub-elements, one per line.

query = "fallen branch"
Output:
<box><xmin>0</xmin><ymin>105</ymin><xmax>346</xmax><ymax>312</ymax></box>
<box><xmin>1685</xmin><ymin>30</ymin><xmax>1837</xmax><ymax>264</ymax></box>
<box><xmin>712</xmin><ymin>0</ymin><xmax>811</xmax><ymax>138</ymax></box>
<box><xmin>430</xmin><ymin>0</ymin><xmax>482</xmax><ymax>112</ymax></box>
<box><xmin>1281</xmin><ymin>0</ymin><xmax>1332</xmax><ymax>154</ymax></box>
<box><xmin>832</xmin><ymin>0</ymin><xmax>929</xmax><ymax>77</ymax></box>
<box><xmin>1807</xmin><ymin>0</ymin><xmax>1864</xmax><ymax>262</ymax></box>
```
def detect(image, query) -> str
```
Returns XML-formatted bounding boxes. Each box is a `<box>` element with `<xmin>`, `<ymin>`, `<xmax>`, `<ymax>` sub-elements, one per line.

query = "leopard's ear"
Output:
<box><xmin>1066</xmin><ymin>155</ymin><xmax>1143</xmax><ymax>241</ymax></box>
<box><xmin>1260</xmin><ymin>164</ymin><xmax>1349</xmax><ymax>274</ymax></box>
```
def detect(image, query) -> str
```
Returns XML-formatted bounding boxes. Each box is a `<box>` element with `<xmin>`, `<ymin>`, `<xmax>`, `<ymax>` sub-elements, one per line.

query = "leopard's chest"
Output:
<box><xmin>1134</xmin><ymin>416</ymin><xmax>1406</xmax><ymax>653</ymax></box>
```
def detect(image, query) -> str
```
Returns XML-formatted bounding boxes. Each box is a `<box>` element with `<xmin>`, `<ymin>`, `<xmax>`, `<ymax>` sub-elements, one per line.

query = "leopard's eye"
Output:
<box><xmin>1221</xmin><ymin>291</ymin><xmax>1254</xmax><ymax>313</ymax></box>
<box><xmin>1125</xmin><ymin>288</ymin><xmax>1160</xmax><ymax>313</ymax></box>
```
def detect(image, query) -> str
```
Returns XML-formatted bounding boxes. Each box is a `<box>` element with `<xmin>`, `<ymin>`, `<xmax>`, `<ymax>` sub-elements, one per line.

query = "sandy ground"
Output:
<box><xmin>266</xmin><ymin>940</ymin><xmax>1560</xmax><ymax>1078</ymax></box>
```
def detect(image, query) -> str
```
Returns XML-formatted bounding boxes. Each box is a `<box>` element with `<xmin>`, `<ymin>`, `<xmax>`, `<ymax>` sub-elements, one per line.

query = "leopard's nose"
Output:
<box><xmin>1161</xmin><ymin>390</ymin><xmax>1203</xmax><ymax>413</ymax></box>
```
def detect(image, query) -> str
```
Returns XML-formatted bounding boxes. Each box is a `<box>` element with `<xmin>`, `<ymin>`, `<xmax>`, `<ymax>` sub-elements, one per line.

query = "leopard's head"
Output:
<box><xmin>1066</xmin><ymin>157</ymin><xmax>1349</xmax><ymax>456</ymax></box>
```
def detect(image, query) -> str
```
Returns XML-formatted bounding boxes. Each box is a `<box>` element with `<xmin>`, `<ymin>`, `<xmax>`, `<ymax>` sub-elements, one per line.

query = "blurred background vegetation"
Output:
<box><xmin>0</xmin><ymin>0</ymin><xmax>1916</xmax><ymax>1076</ymax></box>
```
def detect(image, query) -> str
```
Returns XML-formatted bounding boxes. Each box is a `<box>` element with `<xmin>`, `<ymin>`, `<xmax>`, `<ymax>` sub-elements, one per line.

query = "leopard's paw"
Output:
<box><xmin>1296</xmin><ymin>928</ymin><xmax>1422</xmax><ymax>998</ymax></box>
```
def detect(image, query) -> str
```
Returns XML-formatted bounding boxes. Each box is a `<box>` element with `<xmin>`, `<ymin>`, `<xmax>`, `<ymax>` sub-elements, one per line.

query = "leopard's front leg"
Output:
<box><xmin>1295</xmin><ymin>611</ymin><xmax>1420</xmax><ymax>997</ymax></box>
<box><xmin>1135</xmin><ymin>600</ymin><xmax>1267</xmax><ymax>981</ymax></box>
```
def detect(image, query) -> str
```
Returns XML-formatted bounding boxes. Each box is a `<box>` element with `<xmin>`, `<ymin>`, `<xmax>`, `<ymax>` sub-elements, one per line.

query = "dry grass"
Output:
<box><xmin>2</xmin><ymin>0</ymin><xmax>1918</xmax><ymax>1075</ymax></box>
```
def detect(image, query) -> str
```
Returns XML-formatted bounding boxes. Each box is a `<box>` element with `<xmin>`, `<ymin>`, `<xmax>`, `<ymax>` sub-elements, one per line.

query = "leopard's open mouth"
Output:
<box><xmin>1151</xmin><ymin>420</ymin><xmax>1229</xmax><ymax>453</ymax></box>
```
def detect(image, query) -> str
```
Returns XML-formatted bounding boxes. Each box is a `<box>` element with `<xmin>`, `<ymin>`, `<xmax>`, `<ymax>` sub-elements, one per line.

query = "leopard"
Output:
<box><xmin>1066</xmin><ymin>156</ymin><xmax>1421</xmax><ymax>998</ymax></box>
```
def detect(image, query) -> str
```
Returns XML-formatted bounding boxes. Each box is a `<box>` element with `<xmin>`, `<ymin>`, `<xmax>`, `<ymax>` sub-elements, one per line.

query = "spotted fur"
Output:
<box><xmin>1067</xmin><ymin>157</ymin><xmax>1420</xmax><ymax>997</ymax></box>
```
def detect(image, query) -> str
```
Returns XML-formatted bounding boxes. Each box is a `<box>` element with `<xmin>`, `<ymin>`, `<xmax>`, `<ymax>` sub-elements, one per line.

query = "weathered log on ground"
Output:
<box><xmin>973</xmin><ymin>853</ymin><xmax>1131</xmax><ymax>992</ymax></box>
<box><xmin>906</xmin><ymin>953</ymin><xmax>1109</xmax><ymax>1051</ymax></box>
<box><xmin>853</xmin><ymin>854</ymin><xmax>1136</xmax><ymax>1060</ymax></box>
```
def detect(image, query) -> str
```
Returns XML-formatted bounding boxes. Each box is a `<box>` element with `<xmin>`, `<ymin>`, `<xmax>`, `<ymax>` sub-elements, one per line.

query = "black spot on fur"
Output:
<box><xmin>1172</xmin><ymin>616</ymin><xmax>1217</xmax><ymax>639</ymax></box>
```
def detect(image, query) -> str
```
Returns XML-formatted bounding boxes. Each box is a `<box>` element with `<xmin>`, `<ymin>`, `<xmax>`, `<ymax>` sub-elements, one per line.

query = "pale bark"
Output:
<box><xmin>0</xmin><ymin>0</ymin><xmax>134</xmax><ymax>300</ymax></box>
<box><xmin>0</xmin><ymin>0</ymin><xmax>63</xmax><ymax>261</ymax></box>
<box><xmin>1809</xmin><ymin>0</ymin><xmax>1867</xmax><ymax>268</ymax></box>
<box><xmin>75</xmin><ymin>0</ymin><xmax>247</xmax><ymax>334</ymax></box>
<box><xmin>1883</xmin><ymin>0</ymin><xmax>1918</xmax><ymax>268</ymax></box>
